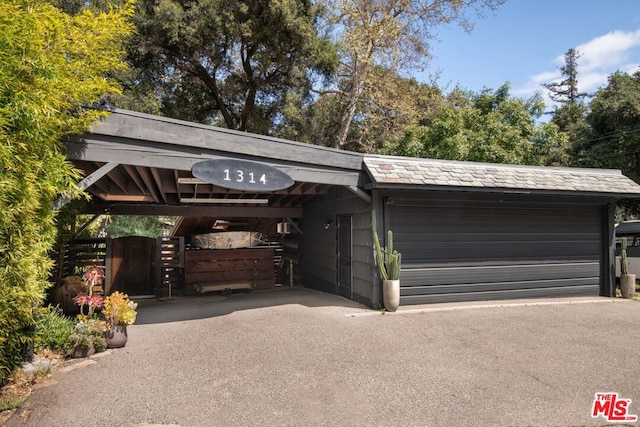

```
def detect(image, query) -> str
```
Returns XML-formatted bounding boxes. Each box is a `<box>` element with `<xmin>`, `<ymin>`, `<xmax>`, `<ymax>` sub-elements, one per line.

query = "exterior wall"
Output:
<box><xmin>301</xmin><ymin>186</ymin><xmax>376</xmax><ymax>307</ymax></box>
<box><xmin>376</xmin><ymin>189</ymin><xmax>612</xmax><ymax>305</ymax></box>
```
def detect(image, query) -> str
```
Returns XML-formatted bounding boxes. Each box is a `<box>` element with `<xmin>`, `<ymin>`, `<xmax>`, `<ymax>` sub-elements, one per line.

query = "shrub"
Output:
<box><xmin>0</xmin><ymin>0</ymin><xmax>133</xmax><ymax>386</ymax></box>
<box><xmin>33</xmin><ymin>305</ymin><xmax>76</xmax><ymax>354</ymax></box>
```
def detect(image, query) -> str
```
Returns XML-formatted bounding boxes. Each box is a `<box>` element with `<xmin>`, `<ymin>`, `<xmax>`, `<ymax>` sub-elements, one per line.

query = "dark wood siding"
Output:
<box><xmin>383</xmin><ymin>191</ymin><xmax>604</xmax><ymax>304</ymax></box>
<box><xmin>301</xmin><ymin>187</ymin><xmax>375</xmax><ymax>307</ymax></box>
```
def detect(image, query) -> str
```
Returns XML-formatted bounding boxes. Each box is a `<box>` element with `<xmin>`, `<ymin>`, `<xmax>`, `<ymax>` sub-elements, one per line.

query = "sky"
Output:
<box><xmin>424</xmin><ymin>0</ymin><xmax>640</xmax><ymax>105</ymax></box>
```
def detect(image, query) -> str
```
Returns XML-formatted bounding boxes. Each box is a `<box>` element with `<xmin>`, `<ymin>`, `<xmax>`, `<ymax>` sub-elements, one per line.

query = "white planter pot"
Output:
<box><xmin>383</xmin><ymin>279</ymin><xmax>400</xmax><ymax>312</ymax></box>
<box><xmin>620</xmin><ymin>274</ymin><xmax>636</xmax><ymax>299</ymax></box>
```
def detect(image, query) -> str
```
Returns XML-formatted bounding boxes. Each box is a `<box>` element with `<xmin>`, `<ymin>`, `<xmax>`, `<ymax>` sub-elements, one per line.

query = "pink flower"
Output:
<box><xmin>89</xmin><ymin>295</ymin><xmax>104</xmax><ymax>308</ymax></box>
<box><xmin>83</xmin><ymin>266</ymin><xmax>105</xmax><ymax>287</ymax></box>
<box><xmin>73</xmin><ymin>294</ymin><xmax>90</xmax><ymax>306</ymax></box>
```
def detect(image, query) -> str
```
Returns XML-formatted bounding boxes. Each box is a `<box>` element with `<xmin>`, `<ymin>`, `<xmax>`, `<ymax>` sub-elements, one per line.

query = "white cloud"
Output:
<box><xmin>576</xmin><ymin>29</ymin><xmax>640</xmax><ymax>73</ymax></box>
<box><xmin>517</xmin><ymin>29</ymin><xmax>640</xmax><ymax>100</ymax></box>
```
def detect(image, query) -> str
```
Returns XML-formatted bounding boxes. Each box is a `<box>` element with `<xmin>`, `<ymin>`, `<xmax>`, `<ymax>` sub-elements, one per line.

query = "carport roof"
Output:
<box><xmin>63</xmin><ymin>109</ymin><xmax>640</xmax><ymax>215</ymax></box>
<box><xmin>364</xmin><ymin>155</ymin><xmax>640</xmax><ymax>197</ymax></box>
<box><xmin>63</xmin><ymin>108</ymin><xmax>364</xmax><ymax>216</ymax></box>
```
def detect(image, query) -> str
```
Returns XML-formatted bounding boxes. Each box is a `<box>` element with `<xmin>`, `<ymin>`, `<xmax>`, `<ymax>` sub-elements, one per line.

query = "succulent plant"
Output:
<box><xmin>372</xmin><ymin>211</ymin><xmax>401</xmax><ymax>281</ymax></box>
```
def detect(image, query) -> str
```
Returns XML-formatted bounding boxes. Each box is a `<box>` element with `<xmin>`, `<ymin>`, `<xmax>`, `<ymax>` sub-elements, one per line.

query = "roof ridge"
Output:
<box><xmin>364</xmin><ymin>154</ymin><xmax>623</xmax><ymax>176</ymax></box>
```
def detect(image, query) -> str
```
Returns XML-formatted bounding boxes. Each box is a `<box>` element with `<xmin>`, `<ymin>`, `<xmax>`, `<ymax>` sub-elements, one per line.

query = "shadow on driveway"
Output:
<box><xmin>134</xmin><ymin>286</ymin><xmax>370</xmax><ymax>325</ymax></box>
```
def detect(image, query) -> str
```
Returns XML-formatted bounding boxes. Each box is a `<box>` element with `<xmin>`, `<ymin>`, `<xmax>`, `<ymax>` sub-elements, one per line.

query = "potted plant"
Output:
<box><xmin>372</xmin><ymin>211</ymin><xmax>401</xmax><ymax>312</ymax></box>
<box><xmin>67</xmin><ymin>318</ymin><xmax>108</xmax><ymax>358</ymax></box>
<box><xmin>102</xmin><ymin>291</ymin><xmax>138</xmax><ymax>348</ymax></box>
<box><xmin>620</xmin><ymin>237</ymin><xmax>636</xmax><ymax>299</ymax></box>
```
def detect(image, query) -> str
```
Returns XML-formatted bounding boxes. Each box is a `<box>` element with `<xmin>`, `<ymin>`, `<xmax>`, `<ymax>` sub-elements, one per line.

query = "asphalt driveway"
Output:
<box><xmin>5</xmin><ymin>287</ymin><xmax>640</xmax><ymax>426</ymax></box>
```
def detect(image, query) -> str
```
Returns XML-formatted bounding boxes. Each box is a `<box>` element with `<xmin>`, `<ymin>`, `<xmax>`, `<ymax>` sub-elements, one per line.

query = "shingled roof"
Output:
<box><xmin>363</xmin><ymin>155</ymin><xmax>640</xmax><ymax>197</ymax></box>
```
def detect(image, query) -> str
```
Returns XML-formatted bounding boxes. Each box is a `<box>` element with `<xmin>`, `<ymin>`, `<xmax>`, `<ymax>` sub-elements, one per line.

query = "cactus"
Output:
<box><xmin>372</xmin><ymin>211</ymin><xmax>401</xmax><ymax>281</ymax></box>
<box><xmin>621</xmin><ymin>237</ymin><xmax>629</xmax><ymax>275</ymax></box>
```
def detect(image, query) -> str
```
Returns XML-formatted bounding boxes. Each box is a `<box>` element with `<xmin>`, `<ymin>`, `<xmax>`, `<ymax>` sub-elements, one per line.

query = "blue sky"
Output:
<box><xmin>424</xmin><ymin>0</ymin><xmax>640</xmax><ymax>104</ymax></box>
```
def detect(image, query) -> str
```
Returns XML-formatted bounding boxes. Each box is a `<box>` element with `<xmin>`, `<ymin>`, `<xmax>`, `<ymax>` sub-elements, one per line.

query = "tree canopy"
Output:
<box><xmin>319</xmin><ymin>0</ymin><xmax>505</xmax><ymax>150</ymax></box>
<box><xmin>0</xmin><ymin>0</ymin><xmax>133</xmax><ymax>385</ymax></box>
<box><xmin>381</xmin><ymin>84</ymin><xmax>563</xmax><ymax>165</ymax></box>
<box><xmin>121</xmin><ymin>0</ymin><xmax>336</xmax><ymax>134</ymax></box>
<box><xmin>573</xmin><ymin>71</ymin><xmax>640</xmax><ymax>181</ymax></box>
<box><xmin>109</xmin><ymin>0</ymin><xmax>505</xmax><ymax>151</ymax></box>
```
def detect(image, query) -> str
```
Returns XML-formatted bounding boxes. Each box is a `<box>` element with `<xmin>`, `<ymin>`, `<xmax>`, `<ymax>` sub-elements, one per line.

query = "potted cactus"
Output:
<box><xmin>620</xmin><ymin>237</ymin><xmax>636</xmax><ymax>299</ymax></box>
<box><xmin>372</xmin><ymin>211</ymin><xmax>401</xmax><ymax>311</ymax></box>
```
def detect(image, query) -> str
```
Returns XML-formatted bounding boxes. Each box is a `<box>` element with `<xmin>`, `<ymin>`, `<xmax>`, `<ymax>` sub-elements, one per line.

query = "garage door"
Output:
<box><xmin>388</xmin><ymin>196</ymin><xmax>603</xmax><ymax>305</ymax></box>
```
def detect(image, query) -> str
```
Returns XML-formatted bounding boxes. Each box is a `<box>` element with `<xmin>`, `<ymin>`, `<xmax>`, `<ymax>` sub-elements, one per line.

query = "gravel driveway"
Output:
<box><xmin>5</xmin><ymin>288</ymin><xmax>640</xmax><ymax>426</ymax></box>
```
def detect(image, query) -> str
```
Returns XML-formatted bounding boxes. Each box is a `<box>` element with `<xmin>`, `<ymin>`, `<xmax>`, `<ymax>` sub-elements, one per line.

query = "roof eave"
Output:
<box><xmin>363</xmin><ymin>182</ymin><xmax>640</xmax><ymax>200</ymax></box>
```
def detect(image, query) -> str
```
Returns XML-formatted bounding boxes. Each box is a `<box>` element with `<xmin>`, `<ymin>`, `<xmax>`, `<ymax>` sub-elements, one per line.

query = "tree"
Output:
<box><xmin>275</xmin><ymin>70</ymin><xmax>444</xmax><ymax>152</ymax></box>
<box><xmin>543</xmin><ymin>48</ymin><xmax>586</xmax><ymax>104</ymax></box>
<box><xmin>106</xmin><ymin>216</ymin><xmax>169</xmax><ymax>238</ymax></box>
<box><xmin>543</xmin><ymin>48</ymin><xmax>588</xmax><ymax>164</ymax></box>
<box><xmin>0</xmin><ymin>0</ymin><xmax>133</xmax><ymax>385</ymax></box>
<box><xmin>319</xmin><ymin>0</ymin><xmax>505</xmax><ymax>150</ymax></box>
<box><xmin>381</xmin><ymin>84</ymin><xmax>564</xmax><ymax>165</ymax></box>
<box><xmin>120</xmin><ymin>0</ymin><xmax>336</xmax><ymax>134</ymax></box>
<box><xmin>574</xmin><ymin>71</ymin><xmax>640</xmax><ymax>182</ymax></box>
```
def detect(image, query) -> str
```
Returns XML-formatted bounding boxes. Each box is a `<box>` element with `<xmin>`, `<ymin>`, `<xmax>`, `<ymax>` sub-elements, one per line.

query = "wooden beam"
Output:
<box><xmin>65</xmin><ymin>138</ymin><xmax>361</xmax><ymax>186</ymax></box>
<box><xmin>179</xmin><ymin>198</ymin><xmax>269</xmax><ymax>205</ymax></box>
<box><xmin>53</xmin><ymin>162</ymin><xmax>119</xmax><ymax>210</ymax></box>
<box><xmin>346</xmin><ymin>185</ymin><xmax>372</xmax><ymax>203</ymax></box>
<box><xmin>85</xmin><ymin>109</ymin><xmax>364</xmax><ymax>170</ymax></box>
<box><xmin>82</xmin><ymin>204</ymin><xmax>304</xmax><ymax>217</ymax></box>
<box><xmin>79</xmin><ymin>162</ymin><xmax>119</xmax><ymax>190</ymax></box>
<box><xmin>92</xmin><ymin>193</ymin><xmax>156</xmax><ymax>202</ymax></box>
<box><xmin>151</xmin><ymin>167</ymin><xmax>168</xmax><ymax>204</ymax></box>
<box><xmin>111</xmin><ymin>166</ymin><xmax>136</xmax><ymax>193</ymax></box>
<box><xmin>136</xmin><ymin>166</ymin><xmax>161</xmax><ymax>203</ymax></box>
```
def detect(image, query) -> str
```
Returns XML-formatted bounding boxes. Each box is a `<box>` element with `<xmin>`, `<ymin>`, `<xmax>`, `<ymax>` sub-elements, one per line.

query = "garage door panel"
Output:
<box><xmin>401</xmin><ymin>278</ymin><xmax>599</xmax><ymax>296</ymax></box>
<box><xmin>400</xmin><ymin>284</ymin><xmax>600</xmax><ymax>305</ymax></box>
<box><xmin>389</xmin><ymin>199</ymin><xmax>603</xmax><ymax>304</ymax></box>
<box><xmin>401</xmin><ymin>262</ymin><xmax>600</xmax><ymax>286</ymax></box>
<box><xmin>396</xmin><ymin>232</ymin><xmax>600</xmax><ymax>244</ymax></box>
<box><xmin>393</xmin><ymin>217</ymin><xmax>599</xmax><ymax>236</ymax></box>
<box><xmin>399</xmin><ymin>241</ymin><xmax>600</xmax><ymax>263</ymax></box>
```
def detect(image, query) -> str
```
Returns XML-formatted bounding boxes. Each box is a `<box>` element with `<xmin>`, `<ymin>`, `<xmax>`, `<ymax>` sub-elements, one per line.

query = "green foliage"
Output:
<box><xmin>119</xmin><ymin>0</ymin><xmax>335</xmax><ymax>133</ymax></box>
<box><xmin>0</xmin><ymin>392</ymin><xmax>28</xmax><ymax>412</ymax></box>
<box><xmin>571</xmin><ymin>70</ymin><xmax>640</xmax><ymax>216</ymax></box>
<box><xmin>543</xmin><ymin>48</ymin><xmax>587</xmax><ymax>104</ymax></box>
<box><xmin>574</xmin><ymin>71</ymin><xmax>640</xmax><ymax>181</ymax></box>
<box><xmin>382</xmin><ymin>84</ymin><xmax>564</xmax><ymax>166</ymax></box>
<box><xmin>621</xmin><ymin>238</ymin><xmax>629</xmax><ymax>276</ymax></box>
<box><xmin>33</xmin><ymin>305</ymin><xmax>76</xmax><ymax>353</ymax></box>
<box><xmin>321</xmin><ymin>0</ymin><xmax>505</xmax><ymax>149</ymax></box>
<box><xmin>106</xmin><ymin>215</ymin><xmax>166</xmax><ymax>238</ymax></box>
<box><xmin>67</xmin><ymin>319</ymin><xmax>108</xmax><ymax>357</ymax></box>
<box><xmin>0</xmin><ymin>0</ymin><xmax>133</xmax><ymax>385</ymax></box>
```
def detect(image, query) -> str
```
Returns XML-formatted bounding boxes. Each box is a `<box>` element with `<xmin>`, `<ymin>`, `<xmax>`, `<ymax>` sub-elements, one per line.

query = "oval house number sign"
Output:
<box><xmin>191</xmin><ymin>159</ymin><xmax>294</xmax><ymax>192</ymax></box>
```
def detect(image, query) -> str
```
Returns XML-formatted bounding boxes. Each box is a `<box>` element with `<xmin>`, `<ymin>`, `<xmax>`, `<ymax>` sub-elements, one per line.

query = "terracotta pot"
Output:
<box><xmin>106</xmin><ymin>325</ymin><xmax>128</xmax><ymax>348</ymax></box>
<box><xmin>620</xmin><ymin>274</ymin><xmax>636</xmax><ymax>299</ymax></box>
<box><xmin>383</xmin><ymin>279</ymin><xmax>400</xmax><ymax>312</ymax></box>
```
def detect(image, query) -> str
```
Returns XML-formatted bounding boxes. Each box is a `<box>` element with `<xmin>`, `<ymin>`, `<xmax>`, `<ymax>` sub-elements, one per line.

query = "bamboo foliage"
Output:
<box><xmin>0</xmin><ymin>0</ymin><xmax>133</xmax><ymax>385</ymax></box>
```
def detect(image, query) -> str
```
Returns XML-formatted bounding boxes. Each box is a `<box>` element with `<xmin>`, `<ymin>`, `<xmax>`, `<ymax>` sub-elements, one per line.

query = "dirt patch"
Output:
<box><xmin>0</xmin><ymin>351</ymin><xmax>64</xmax><ymax>424</ymax></box>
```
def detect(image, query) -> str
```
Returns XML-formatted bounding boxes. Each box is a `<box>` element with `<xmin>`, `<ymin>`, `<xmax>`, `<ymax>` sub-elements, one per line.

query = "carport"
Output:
<box><xmin>61</xmin><ymin>108</ymin><xmax>365</xmax><ymax>300</ymax></box>
<box><xmin>60</xmin><ymin>108</ymin><xmax>640</xmax><ymax>309</ymax></box>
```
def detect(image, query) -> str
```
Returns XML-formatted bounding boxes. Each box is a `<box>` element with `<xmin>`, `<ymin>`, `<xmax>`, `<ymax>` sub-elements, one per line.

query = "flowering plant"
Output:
<box><xmin>102</xmin><ymin>291</ymin><xmax>138</xmax><ymax>326</ymax></box>
<box><xmin>73</xmin><ymin>265</ymin><xmax>105</xmax><ymax>320</ymax></box>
